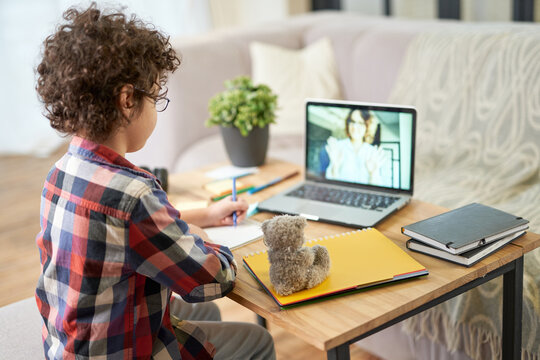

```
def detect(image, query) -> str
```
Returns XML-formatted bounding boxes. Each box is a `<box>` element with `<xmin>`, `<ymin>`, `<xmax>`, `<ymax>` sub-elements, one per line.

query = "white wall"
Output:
<box><xmin>210</xmin><ymin>0</ymin><xmax>292</xmax><ymax>29</ymax></box>
<box><xmin>0</xmin><ymin>1</ymin><xmax>69</xmax><ymax>156</ymax></box>
<box><xmin>0</xmin><ymin>0</ymin><xmax>212</xmax><ymax>156</ymax></box>
<box><xmin>462</xmin><ymin>0</ymin><xmax>512</xmax><ymax>22</ymax></box>
<box><xmin>342</xmin><ymin>0</ymin><xmax>382</xmax><ymax>16</ymax></box>
<box><xmin>393</xmin><ymin>0</ymin><xmax>436</xmax><ymax>19</ymax></box>
<box><xmin>342</xmin><ymin>0</ymin><xmax>436</xmax><ymax>18</ymax></box>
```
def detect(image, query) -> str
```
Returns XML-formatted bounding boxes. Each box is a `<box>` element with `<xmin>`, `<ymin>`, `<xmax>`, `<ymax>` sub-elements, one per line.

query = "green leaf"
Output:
<box><xmin>205</xmin><ymin>75</ymin><xmax>278</xmax><ymax>137</ymax></box>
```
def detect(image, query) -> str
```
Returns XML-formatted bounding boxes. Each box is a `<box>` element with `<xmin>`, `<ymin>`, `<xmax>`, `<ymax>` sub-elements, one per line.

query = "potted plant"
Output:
<box><xmin>206</xmin><ymin>75</ymin><xmax>278</xmax><ymax>167</ymax></box>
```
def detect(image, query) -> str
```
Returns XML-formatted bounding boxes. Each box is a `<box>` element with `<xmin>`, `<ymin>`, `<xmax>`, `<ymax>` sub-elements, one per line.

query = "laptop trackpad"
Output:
<box><xmin>298</xmin><ymin>202</ymin><xmax>340</xmax><ymax>219</ymax></box>
<box><xmin>298</xmin><ymin>201</ymin><xmax>375</xmax><ymax>226</ymax></box>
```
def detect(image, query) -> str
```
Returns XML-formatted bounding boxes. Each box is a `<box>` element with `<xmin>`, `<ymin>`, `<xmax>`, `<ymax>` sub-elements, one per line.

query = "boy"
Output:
<box><xmin>35</xmin><ymin>3</ymin><xmax>275</xmax><ymax>359</ymax></box>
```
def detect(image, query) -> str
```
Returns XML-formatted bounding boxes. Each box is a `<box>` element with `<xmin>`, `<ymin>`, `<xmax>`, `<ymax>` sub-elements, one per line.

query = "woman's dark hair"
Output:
<box><xmin>345</xmin><ymin>109</ymin><xmax>370</xmax><ymax>138</ymax></box>
<box><xmin>36</xmin><ymin>2</ymin><xmax>181</xmax><ymax>142</ymax></box>
<box><xmin>345</xmin><ymin>109</ymin><xmax>381</xmax><ymax>145</ymax></box>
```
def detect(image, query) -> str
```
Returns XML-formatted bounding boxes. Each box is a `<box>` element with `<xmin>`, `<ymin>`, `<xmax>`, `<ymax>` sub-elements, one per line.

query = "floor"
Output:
<box><xmin>0</xmin><ymin>143</ymin><xmax>381</xmax><ymax>360</ymax></box>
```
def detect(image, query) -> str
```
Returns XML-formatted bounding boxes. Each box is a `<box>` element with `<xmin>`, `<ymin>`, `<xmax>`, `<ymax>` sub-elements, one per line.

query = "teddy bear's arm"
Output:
<box><xmin>298</xmin><ymin>247</ymin><xmax>315</xmax><ymax>266</ymax></box>
<box><xmin>305</xmin><ymin>245</ymin><xmax>331</xmax><ymax>289</ymax></box>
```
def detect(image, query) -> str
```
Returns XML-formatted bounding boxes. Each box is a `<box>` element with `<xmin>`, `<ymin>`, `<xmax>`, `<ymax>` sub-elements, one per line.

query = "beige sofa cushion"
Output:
<box><xmin>250</xmin><ymin>37</ymin><xmax>342</xmax><ymax>135</ymax></box>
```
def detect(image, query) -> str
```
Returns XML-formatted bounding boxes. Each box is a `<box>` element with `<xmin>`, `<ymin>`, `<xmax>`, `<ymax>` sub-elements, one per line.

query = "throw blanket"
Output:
<box><xmin>389</xmin><ymin>24</ymin><xmax>540</xmax><ymax>360</ymax></box>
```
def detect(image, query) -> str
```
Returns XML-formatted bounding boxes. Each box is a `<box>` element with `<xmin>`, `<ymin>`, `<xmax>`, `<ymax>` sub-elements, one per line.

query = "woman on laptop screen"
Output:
<box><xmin>321</xmin><ymin>109</ymin><xmax>392</xmax><ymax>187</ymax></box>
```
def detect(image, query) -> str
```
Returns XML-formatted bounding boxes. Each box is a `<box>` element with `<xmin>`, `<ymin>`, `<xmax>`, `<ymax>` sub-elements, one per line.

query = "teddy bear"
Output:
<box><xmin>261</xmin><ymin>215</ymin><xmax>331</xmax><ymax>296</ymax></box>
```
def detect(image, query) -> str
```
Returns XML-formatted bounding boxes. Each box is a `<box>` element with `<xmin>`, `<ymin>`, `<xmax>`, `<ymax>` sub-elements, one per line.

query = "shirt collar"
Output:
<box><xmin>68</xmin><ymin>136</ymin><xmax>154</xmax><ymax>177</ymax></box>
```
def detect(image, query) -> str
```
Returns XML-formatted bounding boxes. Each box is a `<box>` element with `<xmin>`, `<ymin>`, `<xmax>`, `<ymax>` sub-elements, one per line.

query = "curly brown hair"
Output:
<box><xmin>36</xmin><ymin>2</ymin><xmax>181</xmax><ymax>142</ymax></box>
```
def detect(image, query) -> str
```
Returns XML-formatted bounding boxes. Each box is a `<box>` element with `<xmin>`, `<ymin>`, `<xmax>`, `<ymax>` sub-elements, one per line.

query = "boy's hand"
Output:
<box><xmin>207</xmin><ymin>196</ymin><xmax>249</xmax><ymax>227</ymax></box>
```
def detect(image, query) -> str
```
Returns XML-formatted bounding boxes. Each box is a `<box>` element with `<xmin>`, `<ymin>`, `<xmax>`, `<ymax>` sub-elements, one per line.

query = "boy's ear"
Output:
<box><xmin>117</xmin><ymin>84</ymin><xmax>135</xmax><ymax>118</ymax></box>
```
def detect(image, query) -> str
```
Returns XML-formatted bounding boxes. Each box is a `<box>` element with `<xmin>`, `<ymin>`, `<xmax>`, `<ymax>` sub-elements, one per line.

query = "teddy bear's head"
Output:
<box><xmin>261</xmin><ymin>215</ymin><xmax>307</xmax><ymax>250</ymax></box>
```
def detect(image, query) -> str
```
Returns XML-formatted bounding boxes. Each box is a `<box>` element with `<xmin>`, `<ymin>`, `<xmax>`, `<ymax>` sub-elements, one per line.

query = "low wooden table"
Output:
<box><xmin>169</xmin><ymin>159</ymin><xmax>540</xmax><ymax>360</ymax></box>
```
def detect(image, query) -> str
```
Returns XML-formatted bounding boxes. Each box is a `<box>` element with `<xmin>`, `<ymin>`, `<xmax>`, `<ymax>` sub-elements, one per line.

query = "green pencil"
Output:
<box><xmin>211</xmin><ymin>186</ymin><xmax>254</xmax><ymax>201</ymax></box>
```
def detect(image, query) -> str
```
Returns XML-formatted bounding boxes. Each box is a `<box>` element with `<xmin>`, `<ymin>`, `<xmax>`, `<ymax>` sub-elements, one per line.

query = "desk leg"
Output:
<box><xmin>256</xmin><ymin>314</ymin><xmax>267</xmax><ymax>328</ymax></box>
<box><xmin>502</xmin><ymin>256</ymin><xmax>523</xmax><ymax>360</ymax></box>
<box><xmin>327</xmin><ymin>344</ymin><xmax>350</xmax><ymax>360</ymax></box>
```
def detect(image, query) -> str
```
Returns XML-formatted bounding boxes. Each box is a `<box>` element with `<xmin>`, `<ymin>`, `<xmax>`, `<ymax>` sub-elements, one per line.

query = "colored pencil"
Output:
<box><xmin>247</xmin><ymin>171</ymin><xmax>300</xmax><ymax>195</ymax></box>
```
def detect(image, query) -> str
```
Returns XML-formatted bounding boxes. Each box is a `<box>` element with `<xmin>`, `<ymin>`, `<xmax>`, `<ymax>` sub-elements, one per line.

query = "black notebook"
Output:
<box><xmin>401</xmin><ymin>203</ymin><xmax>529</xmax><ymax>255</ymax></box>
<box><xmin>407</xmin><ymin>230</ymin><xmax>525</xmax><ymax>267</ymax></box>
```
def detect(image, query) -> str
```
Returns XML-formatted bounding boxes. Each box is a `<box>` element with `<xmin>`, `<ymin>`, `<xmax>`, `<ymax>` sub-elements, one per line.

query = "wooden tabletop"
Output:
<box><xmin>169</xmin><ymin>159</ymin><xmax>540</xmax><ymax>352</ymax></box>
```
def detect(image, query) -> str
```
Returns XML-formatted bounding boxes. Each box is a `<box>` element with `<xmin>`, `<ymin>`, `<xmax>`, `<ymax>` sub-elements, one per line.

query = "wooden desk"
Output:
<box><xmin>169</xmin><ymin>159</ymin><xmax>540</xmax><ymax>360</ymax></box>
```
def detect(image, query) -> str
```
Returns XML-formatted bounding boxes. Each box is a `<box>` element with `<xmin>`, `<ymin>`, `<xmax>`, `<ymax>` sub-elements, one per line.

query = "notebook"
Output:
<box><xmin>258</xmin><ymin>99</ymin><xmax>416</xmax><ymax>228</ymax></box>
<box><xmin>204</xmin><ymin>219</ymin><xmax>263</xmax><ymax>249</ymax></box>
<box><xmin>401</xmin><ymin>203</ymin><xmax>529</xmax><ymax>255</ymax></box>
<box><xmin>243</xmin><ymin>228</ymin><xmax>428</xmax><ymax>308</ymax></box>
<box><xmin>203</xmin><ymin>178</ymin><xmax>253</xmax><ymax>201</ymax></box>
<box><xmin>407</xmin><ymin>230</ymin><xmax>526</xmax><ymax>267</ymax></box>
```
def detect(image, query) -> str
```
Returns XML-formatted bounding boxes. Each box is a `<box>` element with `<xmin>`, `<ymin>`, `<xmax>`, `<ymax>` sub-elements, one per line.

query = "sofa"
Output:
<box><xmin>127</xmin><ymin>11</ymin><xmax>540</xmax><ymax>360</ymax></box>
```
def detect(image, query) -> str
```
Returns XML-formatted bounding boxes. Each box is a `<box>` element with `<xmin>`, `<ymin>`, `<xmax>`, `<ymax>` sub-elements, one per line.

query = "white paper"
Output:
<box><xmin>203</xmin><ymin>219</ymin><xmax>263</xmax><ymax>249</ymax></box>
<box><xmin>205</xmin><ymin>165</ymin><xmax>258</xmax><ymax>180</ymax></box>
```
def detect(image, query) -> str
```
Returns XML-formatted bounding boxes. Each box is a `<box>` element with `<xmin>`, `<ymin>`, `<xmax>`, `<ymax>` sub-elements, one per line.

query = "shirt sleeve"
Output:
<box><xmin>127</xmin><ymin>185</ymin><xmax>236</xmax><ymax>302</ymax></box>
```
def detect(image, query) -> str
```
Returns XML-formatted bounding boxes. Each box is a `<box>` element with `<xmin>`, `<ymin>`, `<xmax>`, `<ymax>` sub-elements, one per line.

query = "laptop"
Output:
<box><xmin>258</xmin><ymin>98</ymin><xmax>416</xmax><ymax>228</ymax></box>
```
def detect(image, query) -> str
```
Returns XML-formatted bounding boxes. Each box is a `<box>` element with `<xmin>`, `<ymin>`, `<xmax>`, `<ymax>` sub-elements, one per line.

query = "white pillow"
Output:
<box><xmin>250</xmin><ymin>37</ymin><xmax>342</xmax><ymax>135</ymax></box>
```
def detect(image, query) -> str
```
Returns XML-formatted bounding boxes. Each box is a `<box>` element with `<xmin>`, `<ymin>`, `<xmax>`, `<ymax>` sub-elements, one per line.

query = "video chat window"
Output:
<box><xmin>306</xmin><ymin>104</ymin><xmax>413</xmax><ymax>191</ymax></box>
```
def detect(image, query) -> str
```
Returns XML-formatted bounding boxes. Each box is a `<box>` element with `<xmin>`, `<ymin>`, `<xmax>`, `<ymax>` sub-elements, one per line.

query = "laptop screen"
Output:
<box><xmin>305</xmin><ymin>100</ymin><xmax>416</xmax><ymax>193</ymax></box>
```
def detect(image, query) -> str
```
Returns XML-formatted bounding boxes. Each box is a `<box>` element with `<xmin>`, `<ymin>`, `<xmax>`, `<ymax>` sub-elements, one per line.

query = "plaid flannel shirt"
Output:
<box><xmin>35</xmin><ymin>136</ymin><xmax>236</xmax><ymax>359</ymax></box>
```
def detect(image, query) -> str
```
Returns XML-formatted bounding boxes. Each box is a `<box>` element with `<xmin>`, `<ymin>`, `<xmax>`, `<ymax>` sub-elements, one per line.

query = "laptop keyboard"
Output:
<box><xmin>286</xmin><ymin>184</ymin><xmax>399</xmax><ymax>211</ymax></box>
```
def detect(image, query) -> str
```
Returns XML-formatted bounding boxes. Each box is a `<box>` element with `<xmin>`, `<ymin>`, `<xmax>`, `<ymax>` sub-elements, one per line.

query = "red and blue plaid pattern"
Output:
<box><xmin>36</xmin><ymin>136</ymin><xmax>236</xmax><ymax>359</ymax></box>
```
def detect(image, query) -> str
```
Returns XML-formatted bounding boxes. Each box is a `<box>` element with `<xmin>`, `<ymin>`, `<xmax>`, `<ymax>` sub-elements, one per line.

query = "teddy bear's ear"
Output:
<box><xmin>261</xmin><ymin>219</ymin><xmax>270</xmax><ymax>234</ymax></box>
<box><xmin>295</xmin><ymin>216</ymin><xmax>307</xmax><ymax>228</ymax></box>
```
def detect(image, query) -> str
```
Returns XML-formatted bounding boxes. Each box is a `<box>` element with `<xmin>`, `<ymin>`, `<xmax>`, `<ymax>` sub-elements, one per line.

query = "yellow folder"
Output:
<box><xmin>242</xmin><ymin>228</ymin><xmax>428</xmax><ymax>308</ymax></box>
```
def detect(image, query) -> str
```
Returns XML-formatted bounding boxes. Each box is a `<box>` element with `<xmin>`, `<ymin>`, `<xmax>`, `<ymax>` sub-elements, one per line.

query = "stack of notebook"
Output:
<box><xmin>402</xmin><ymin>203</ymin><xmax>529</xmax><ymax>267</ymax></box>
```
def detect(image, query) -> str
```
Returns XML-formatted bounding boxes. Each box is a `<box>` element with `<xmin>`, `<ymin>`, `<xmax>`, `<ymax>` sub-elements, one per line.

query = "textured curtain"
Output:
<box><xmin>389</xmin><ymin>24</ymin><xmax>540</xmax><ymax>359</ymax></box>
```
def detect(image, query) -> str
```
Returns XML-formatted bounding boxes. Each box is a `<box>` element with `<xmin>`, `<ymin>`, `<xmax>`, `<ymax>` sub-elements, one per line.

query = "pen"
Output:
<box><xmin>232</xmin><ymin>177</ymin><xmax>237</xmax><ymax>227</ymax></box>
<box><xmin>247</xmin><ymin>171</ymin><xmax>300</xmax><ymax>195</ymax></box>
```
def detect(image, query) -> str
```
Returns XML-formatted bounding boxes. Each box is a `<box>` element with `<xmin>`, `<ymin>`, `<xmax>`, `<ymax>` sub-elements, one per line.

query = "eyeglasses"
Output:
<box><xmin>349</xmin><ymin>120</ymin><xmax>366</xmax><ymax>127</ymax></box>
<box><xmin>133</xmin><ymin>87</ymin><xmax>170</xmax><ymax>112</ymax></box>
